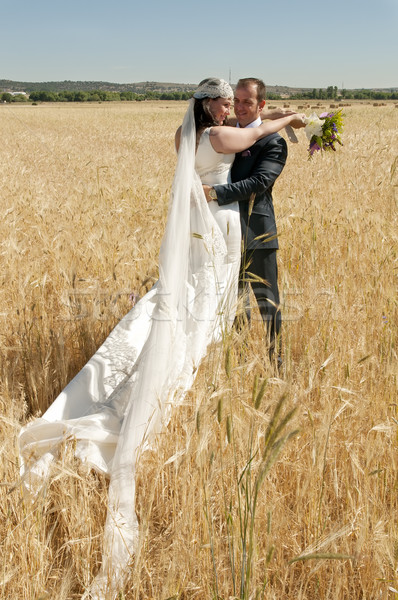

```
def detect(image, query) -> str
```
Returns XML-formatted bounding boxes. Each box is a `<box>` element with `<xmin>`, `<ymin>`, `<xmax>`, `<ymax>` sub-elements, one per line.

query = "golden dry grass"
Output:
<box><xmin>0</xmin><ymin>101</ymin><xmax>397</xmax><ymax>599</ymax></box>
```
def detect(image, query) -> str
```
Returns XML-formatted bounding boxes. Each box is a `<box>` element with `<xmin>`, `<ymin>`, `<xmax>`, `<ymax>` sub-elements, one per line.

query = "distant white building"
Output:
<box><xmin>1</xmin><ymin>90</ymin><xmax>28</xmax><ymax>96</ymax></box>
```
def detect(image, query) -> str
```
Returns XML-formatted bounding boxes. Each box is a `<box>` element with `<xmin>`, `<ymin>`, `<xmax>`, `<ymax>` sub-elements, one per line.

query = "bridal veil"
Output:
<box><xmin>19</xmin><ymin>80</ymin><xmax>237</xmax><ymax>599</ymax></box>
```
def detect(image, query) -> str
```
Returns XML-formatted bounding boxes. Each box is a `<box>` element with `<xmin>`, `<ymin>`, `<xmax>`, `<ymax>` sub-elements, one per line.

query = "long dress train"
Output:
<box><xmin>18</xmin><ymin>100</ymin><xmax>241</xmax><ymax>599</ymax></box>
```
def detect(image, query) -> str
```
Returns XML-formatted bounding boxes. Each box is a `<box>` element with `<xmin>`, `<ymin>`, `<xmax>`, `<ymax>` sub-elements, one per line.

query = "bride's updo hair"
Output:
<box><xmin>193</xmin><ymin>77</ymin><xmax>234</xmax><ymax>131</ymax></box>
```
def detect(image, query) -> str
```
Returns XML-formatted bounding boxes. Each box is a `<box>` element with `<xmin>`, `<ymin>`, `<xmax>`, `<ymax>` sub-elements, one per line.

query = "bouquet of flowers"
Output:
<box><xmin>304</xmin><ymin>109</ymin><xmax>344</xmax><ymax>158</ymax></box>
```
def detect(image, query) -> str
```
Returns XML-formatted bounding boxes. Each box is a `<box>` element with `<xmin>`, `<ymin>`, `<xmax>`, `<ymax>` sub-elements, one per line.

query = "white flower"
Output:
<box><xmin>304</xmin><ymin>113</ymin><xmax>323</xmax><ymax>141</ymax></box>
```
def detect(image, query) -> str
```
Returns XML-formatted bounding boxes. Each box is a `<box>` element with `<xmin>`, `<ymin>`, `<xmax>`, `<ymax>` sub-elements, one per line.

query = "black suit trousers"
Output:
<box><xmin>240</xmin><ymin>248</ymin><xmax>281</xmax><ymax>354</ymax></box>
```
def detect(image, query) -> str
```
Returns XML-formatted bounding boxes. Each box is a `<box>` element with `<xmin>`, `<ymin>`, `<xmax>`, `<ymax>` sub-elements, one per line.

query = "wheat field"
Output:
<box><xmin>0</xmin><ymin>100</ymin><xmax>397</xmax><ymax>599</ymax></box>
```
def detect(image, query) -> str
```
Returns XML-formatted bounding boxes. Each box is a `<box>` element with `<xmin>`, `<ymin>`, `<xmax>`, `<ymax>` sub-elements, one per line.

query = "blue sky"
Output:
<box><xmin>2</xmin><ymin>0</ymin><xmax>397</xmax><ymax>89</ymax></box>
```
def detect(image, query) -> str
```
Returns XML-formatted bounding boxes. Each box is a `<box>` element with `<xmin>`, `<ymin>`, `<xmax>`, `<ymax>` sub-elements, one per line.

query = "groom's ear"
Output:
<box><xmin>258</xmin><ymin>99</ymin><xmax>266</xmax><ymax>111</ymax></box>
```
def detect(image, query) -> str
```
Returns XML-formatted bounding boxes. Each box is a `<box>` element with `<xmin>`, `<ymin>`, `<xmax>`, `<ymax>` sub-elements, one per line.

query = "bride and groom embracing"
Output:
<box><xmin>200</xmin><ymin>76</ymin><xmax>302</xmax><ymax>365</ymax></box>
<box><xmin>18</xmin><ymin>77</ymin><xmax>305</xmax><ymax>598</ymax></box>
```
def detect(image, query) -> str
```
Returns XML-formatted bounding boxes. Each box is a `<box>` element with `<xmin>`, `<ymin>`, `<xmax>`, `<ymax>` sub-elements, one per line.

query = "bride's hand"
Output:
<box><xmin>288</xmin><ymin>113</ymin><xmax>306</xmax><ymax>129</ymax></box>
<box><xmin>203</xmin><ymin>185</ymin><xmax>213</xmax><ymax>202</ymax></box>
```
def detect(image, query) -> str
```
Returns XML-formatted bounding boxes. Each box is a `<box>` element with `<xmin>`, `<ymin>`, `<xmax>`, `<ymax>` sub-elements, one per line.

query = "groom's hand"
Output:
<box><xmin>262</xmin><ymin>107</ymin><xmax>297</xmax><ymax>120</ymax></box>
<box><xmin>203</xmin><ymin>185</ymin><xmax>213</xmax><ymax>202</ymax></box>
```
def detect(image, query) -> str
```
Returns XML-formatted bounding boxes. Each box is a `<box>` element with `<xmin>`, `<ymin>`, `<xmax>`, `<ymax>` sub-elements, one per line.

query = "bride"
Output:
<box><xmin>19</xmin><ymin>78</ymin><xmax>305</xmax><ymax>598</ymax></box>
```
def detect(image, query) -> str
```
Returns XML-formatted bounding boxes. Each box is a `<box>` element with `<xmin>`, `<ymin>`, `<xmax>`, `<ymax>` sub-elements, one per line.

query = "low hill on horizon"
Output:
<box><xmin>2</xmin><ymin>78</ymin><xmax>397</xmax><ymax>96</ymax></box>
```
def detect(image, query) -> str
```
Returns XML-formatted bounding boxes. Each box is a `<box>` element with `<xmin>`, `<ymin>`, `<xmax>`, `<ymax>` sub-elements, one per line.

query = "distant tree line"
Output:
<box><xmin>28</xmin><ymin>90</ymin><xmax>193</xmax><ymax>102</ymax></box>
<box><xmin>287</xmin><ymin>86</ymin><xmax>398</xmax><ymax>101</ymax></box>
<box><xmin>339</xmin><ymin>89</ymin><xmax>398</xmax><ymax>100</ymax></box>
<box><xmin>2</xmin><ymin>87</ymin><xmax>398</xmax><ymax>104</ymax></box>
<box><xmin>0</xmin><ymin>90</ymin><xmax>193</xmax><ymax>103</ymax></box>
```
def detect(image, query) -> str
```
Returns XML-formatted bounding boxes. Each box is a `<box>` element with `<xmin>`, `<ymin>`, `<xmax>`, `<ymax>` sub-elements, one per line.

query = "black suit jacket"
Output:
<box><xmin>213</xmin><ymin>133</ymin><xmax>287</xmax><ymax>251</ymax></box>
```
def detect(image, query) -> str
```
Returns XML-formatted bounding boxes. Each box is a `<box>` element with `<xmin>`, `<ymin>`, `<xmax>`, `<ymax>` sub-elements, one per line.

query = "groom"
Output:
<box><xmin>203</xmin><ymin>77</ymin><xmax>291</xmax><ymax>365</ymax></box>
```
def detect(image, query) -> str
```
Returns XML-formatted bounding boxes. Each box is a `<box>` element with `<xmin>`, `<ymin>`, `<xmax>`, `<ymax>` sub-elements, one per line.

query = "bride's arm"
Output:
<box><xmin>209</xmin><ymin>114</ymin><xmax>305</xmax><ymax>154</ymax></box>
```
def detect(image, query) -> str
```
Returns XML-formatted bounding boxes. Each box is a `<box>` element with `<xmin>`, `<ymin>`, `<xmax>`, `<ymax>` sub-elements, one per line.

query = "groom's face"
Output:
<box><xmin>233</xmin><ymin>84</ymin><xmax>266</xmax><ymax>128</ymax></box>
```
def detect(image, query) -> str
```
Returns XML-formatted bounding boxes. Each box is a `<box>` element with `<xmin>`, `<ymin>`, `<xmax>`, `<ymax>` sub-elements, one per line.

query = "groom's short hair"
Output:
<box><xmin>236</xmin><ymin>78</ymin><xmax>266</xmax><ymax>103</ymax></box>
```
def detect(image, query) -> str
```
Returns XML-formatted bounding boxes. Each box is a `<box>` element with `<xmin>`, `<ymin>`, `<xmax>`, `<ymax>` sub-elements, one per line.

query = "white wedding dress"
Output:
<box><xmin>19</xmin><ymin>103</ymin><xmax>241</xmax><ymax>599</ymax></box>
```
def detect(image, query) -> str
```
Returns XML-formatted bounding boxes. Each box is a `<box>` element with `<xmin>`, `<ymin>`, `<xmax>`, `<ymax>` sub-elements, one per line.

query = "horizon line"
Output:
<box><xmin>1</xmin><ymin>78</ymin><xmax>397</xmax><ymax>91</ymax></box>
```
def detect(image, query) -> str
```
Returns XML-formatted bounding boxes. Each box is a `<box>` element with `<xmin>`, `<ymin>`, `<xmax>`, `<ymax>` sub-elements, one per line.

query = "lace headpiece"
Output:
<box><xmin>193</xmin><ymin>78</ymin><xmax>233</xmax><ymax>100</ymax></box>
